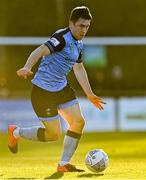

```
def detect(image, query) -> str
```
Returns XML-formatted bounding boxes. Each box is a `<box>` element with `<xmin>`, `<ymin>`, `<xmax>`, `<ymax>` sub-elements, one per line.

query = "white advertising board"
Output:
<box><xmin>119</xmin><ymin>97</ymin><xmax>146</xmax><ymax>131</ymax></box>
<box><xmin>78</xmin><ymin>97</ymin><xmax>116</xmax><ymax>132</ymax></box>
<box><xmin>0</xmin><ymin>100</ymin><xmax>42</xmax><ymax>132</ymax></box>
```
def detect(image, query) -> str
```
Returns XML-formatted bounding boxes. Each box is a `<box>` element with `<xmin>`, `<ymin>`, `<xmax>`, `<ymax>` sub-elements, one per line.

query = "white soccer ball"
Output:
<box><xmin>85</xmin><ymin>149</ymin><xmax>109</xmax><ymax>173</ymax></box>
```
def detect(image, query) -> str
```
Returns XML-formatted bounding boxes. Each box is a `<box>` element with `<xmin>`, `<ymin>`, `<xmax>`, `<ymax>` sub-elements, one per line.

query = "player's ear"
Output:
<box><xmin>69</xmin><ymin>20</ymin><xmax>74</xmax><ymax>28</ymax></box>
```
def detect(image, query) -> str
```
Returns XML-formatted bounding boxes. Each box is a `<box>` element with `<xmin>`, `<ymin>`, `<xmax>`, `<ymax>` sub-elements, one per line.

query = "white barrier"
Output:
<box><xmin>1</xmin><ymin>37</ymin><xmax>146</xmax><ymax>45</ymax></box>
<box><xmin>119</xmin><ymin>97</ymin><xmax>146</xmax><ymax>131</ymax></box>
<box><xmin>1</xmin><ymin>97</ymin><xmax>146</xmax><ymax>133</ymax></box>
<box><xmin>79</xmin><ymin>98</ymin><xmax>116</xmax><ymax>132</ymax></box>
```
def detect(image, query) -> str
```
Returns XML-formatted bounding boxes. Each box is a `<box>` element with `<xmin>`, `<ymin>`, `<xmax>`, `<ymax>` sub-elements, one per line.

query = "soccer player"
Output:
<box><xmin>8</xmin><ymin>6</ymin><xmax>106</xmax><ymax>172</ymax></box>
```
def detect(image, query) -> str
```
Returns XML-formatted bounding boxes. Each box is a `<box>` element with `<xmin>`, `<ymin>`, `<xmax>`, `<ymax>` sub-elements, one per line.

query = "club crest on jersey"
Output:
<box><xmin>50</xmin><ymin>38</ymin><xmax>60</xmax><ymax>46</ymax></box>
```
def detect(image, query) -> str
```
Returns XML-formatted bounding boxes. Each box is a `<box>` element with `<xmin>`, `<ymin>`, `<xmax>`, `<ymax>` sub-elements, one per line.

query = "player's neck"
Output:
<box><xmin>69</xmin><ymin>27</ymin><xmax>78</xmax><ymax>41</ymax></box>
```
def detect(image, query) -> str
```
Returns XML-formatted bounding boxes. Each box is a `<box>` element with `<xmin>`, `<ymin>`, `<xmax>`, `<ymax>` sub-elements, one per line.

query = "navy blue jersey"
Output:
<box><xmin>32</xmin><ymin>28</ymin><xmax>83</xmax><ymax>92</ymax></box>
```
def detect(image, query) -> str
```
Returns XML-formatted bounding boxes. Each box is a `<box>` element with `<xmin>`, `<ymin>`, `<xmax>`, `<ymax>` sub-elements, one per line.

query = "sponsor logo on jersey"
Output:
<box><xmin>50</xmin><ymin>38</ymin><xmax>60</xmax><ymax>46</ymax></box>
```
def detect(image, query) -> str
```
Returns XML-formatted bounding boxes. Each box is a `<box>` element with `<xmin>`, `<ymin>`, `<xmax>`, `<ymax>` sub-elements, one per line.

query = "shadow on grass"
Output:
<box><xmin>77</xmin><ymin>173</ymin><xmax>104</xmax><ymax>178</ymax></box>
<box><xmin>7</xmin><ymin>178</ymin><xmax>35</xmax><ymax>179</ymax></box>
<box><xmin>44</xmin><ymin>172</ymin><xmax>64</xmax><ymax>179</ymax></box>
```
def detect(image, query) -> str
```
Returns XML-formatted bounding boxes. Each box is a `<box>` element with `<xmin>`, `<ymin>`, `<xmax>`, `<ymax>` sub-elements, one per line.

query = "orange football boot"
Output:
<box><xmin>8</xmin><ymin>125</ymin><xmax>19</xmax><ymax>153</ymax></box>
<box><xmin>57</xmin><ymin>163</ymin><xmax>84</xmax><ymax>172</ymax></box>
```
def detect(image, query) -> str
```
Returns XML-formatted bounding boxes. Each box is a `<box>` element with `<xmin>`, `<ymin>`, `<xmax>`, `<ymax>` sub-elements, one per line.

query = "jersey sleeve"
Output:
<box><xmin>44</xmin><ymin>34</ymin><xmax>65</xmax><ymax>53</ymax></box>
<box><xmin>76</xmin><ymin>51</ymin><xmax>83</xmax><ymax>63</ymax></box>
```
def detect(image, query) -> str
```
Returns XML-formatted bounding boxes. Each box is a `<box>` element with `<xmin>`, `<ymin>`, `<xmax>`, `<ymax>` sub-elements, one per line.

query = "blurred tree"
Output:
<box><xmin>1</xmin><ymin>0</ymin><xmax>146</xmax><ymax>97</ymax></box>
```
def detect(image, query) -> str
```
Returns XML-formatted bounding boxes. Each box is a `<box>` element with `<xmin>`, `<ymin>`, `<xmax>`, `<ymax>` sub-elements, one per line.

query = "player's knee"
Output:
<box><xmin>37</xmin><ymin>128</ymin><xmax>61</xmax><ymax>142</ymax></box>
<box><xmin>45</xmin><ymin>130</ymin><xmax>61</xmax><ymax>141</ymax></box>
<box><xmin>79</xmin><ymin>118</ymin><xmax>85</xmax><ymax>129</ymax></box>
<box><xmin>72</xmin><ymin>117</ymin><xmax>85</xmax><ymax>130</ymax></box>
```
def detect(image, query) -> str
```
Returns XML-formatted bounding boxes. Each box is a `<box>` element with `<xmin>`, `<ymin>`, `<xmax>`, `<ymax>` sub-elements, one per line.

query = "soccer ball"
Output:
<box><xmin>85</xmin><ymin>149</ymin><xmax>109</xmax><ymax>173</ymax></box>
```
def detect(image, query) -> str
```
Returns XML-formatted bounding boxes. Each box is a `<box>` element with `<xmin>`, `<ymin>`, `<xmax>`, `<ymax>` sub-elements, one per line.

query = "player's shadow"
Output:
<box><xmin>77</xmin><ymin>173</ymin><xmax>104</xmax><ymax>178</ymax></box>
<box><xmin>7</xmin><ymin>178</ymin><xmax>35</xmax><ymax>179</ymax></box>
<box><xmin>44</xmin><ymin>172</ymin><xmax>64</xmax><ymax>179</ymax></box>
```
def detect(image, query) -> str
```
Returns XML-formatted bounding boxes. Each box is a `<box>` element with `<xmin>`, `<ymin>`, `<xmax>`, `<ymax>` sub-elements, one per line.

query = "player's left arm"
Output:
<box><xmin>73</xmin><ymin>62</ymin><xmax>106</xmax><ymax>110</ymax></box>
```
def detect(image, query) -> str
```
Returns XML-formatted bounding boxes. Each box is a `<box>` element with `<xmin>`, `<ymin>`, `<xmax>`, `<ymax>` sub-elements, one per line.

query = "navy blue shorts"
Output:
<box><xmin>31</xmin><ymin>84</ymin><xmax>78</xmax><ymax>120</ymax></box>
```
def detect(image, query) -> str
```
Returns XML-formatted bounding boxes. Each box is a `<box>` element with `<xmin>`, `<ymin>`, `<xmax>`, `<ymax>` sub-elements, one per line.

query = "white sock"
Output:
<box><xmin>13</xmin><ymin>127</ymin><xmax>20</xmax><ymax>138</ymax></box>
<box><xmin>19</xmin><ymin>126</ymin><xmax>40</xmax><ymax>141</ymax></box>
<box><xmin>59</xmin><ymin>135</ymin><xmax>80</xmax><ymax>166</ymax></box>
<box><xmin>59</xmin><ymin>161</ymin><xmax>69</xmax><ymax>166</ymax></box>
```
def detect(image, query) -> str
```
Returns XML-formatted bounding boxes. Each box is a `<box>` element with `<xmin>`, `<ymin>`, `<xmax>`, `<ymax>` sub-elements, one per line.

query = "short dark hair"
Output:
<box><xmin>70</xmin><ymin>6</ymin><xmax>92</xmax><ymax>23</ymax></box>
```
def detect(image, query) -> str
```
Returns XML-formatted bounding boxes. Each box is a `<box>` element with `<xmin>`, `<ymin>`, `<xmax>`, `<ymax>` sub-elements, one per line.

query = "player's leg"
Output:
<box><xmin>8</xmin><ymin>118</ymin><xmax>61</xmax><ymax>153</ymax></box>
<box><xmin>15</xmin><ymin>118</ymin><xmax>61</xmax><ymax>142</ymax></box>
<box><xmin>55</xmin><ymin>84</ymin><xmax>85</xmax><ymax>172</ymax></box>
<box><xmin>8</xmin><ymin>85</ymin><xmax>62</xmax><ymax>153</ymax></box>
<box><xmin>59</xmin><ymin>102</ymin><xmax>84</xmax><ymax>133</ymax></box>
<box><xmin>57</xmin><ymin>102</ymin><xmax>85</xmax><ymax>172</ymax></box>
<box><xmin>38</xmin><ymin>119</ymin><xmax>61</xmax><ymax>142</ymax></box>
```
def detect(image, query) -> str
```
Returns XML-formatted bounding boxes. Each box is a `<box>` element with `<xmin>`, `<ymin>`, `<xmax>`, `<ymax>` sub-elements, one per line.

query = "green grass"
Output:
<box><xmin>0</xmin><ymin>131</ymin><xmax>146</xmax><ymax>179</ymax></box>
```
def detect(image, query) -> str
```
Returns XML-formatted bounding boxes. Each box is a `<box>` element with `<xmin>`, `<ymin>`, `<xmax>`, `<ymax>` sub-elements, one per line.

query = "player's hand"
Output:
<box><xmin>87</xmin><ymin>94</ymin><xmax>106</xmax><ymax>110</ymax></box>
<box><xmin>17</xmin><ymin>67</ymin><xmax>33</xmax><ymax>79</ymax></box>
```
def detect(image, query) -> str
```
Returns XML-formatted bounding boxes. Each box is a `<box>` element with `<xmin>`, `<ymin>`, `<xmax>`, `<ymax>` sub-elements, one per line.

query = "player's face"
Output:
<box><xmin>69</xmin><ymin>18</ymin><xmax>91</xmax><ymax>40</ymax></box>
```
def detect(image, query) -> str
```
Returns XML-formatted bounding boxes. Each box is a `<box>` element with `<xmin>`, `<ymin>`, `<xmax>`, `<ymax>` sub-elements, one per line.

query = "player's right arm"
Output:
<box><xmin>17</xmin><ymin>44</ymin><xmax>50</xmax><ymax>79</ymax></box>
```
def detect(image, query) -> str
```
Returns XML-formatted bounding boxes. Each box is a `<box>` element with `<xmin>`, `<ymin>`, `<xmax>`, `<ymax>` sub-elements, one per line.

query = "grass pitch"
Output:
<box><xmin>0</xmin><ymin>131</ymin><xmax>146</xmax><ymax>179</ymax></box>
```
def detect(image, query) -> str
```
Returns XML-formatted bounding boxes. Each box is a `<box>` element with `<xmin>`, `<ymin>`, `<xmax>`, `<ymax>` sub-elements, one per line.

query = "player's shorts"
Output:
<box><xmin>31</xmin><ymin>84</ymin><xmax>78</xmax><ymax>121</ymax></box>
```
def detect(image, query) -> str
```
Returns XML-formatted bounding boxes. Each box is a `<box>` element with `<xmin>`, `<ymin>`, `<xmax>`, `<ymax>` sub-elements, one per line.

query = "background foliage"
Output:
<box><xmin>1</xmin><ymin>0</ymin><xmax>146</xmax><ymax>96</ymax></box>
